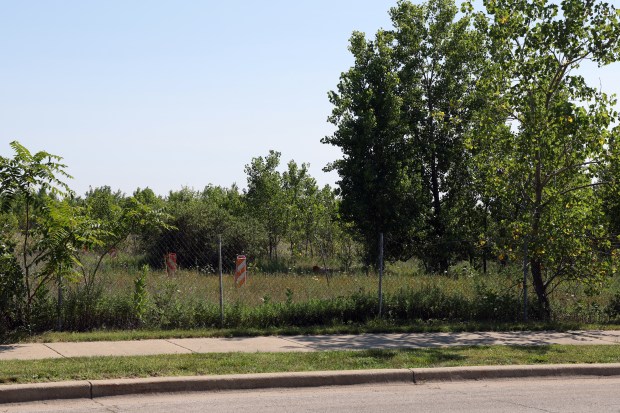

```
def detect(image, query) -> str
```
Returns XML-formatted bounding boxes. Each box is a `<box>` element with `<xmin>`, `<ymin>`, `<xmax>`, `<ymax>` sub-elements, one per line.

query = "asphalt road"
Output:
<box><xmin>3</xmin><ymin>377</ymin><xmax>620</xmax><ymax>413</ymax></box>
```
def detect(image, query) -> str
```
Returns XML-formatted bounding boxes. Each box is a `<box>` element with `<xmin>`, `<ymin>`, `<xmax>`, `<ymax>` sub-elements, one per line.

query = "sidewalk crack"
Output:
<box><xmin>164</xmin><ymin>339</ymin><xmax>196</xmax><ymax>353</ymax></box>
<box><xmin>409</xmin><ymin>368</ymin><xmax>417</xmax><ymax>384</ymax></box>
<box><xmin>42</xmin><ymin>343</ymin><xmax>66</xmax><ymax>358</ymax></box>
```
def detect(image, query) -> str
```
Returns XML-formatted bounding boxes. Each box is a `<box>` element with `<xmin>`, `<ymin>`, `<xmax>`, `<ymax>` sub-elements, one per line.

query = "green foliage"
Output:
<box><xmin>133</xmin><ymin>265</ymin><xmax>149</xmax><ymax>325</ymax></box>
<box><xmin>0</xmin><ymin>142</ymin><xmax>172</xmax><ymax>332</ymax></box>
<box><xmin>323</xmin><ymin>25</ymin><xmax>422</xmax><ymax>265</ymax></box>
<box><xmin>143</xmin><ymin>186</ymin><xmax>266</xmax><ymax>272</ymax></box>
<box><xmin>3</xmin><ymin>263</ymin><xmax>619</xmax><ymax>335</ymax></box>
<box><xmin>285</xmin><ymin>288</ymin><xmax>294</xmax><ymax>305</ymax></box>
<box><xmin>244</xmin><ymin>151</ymin><xmax>287</xmax><ymax>260</ymax></box>
<box><xmin>0</xmin><ymin>242</ymin><xmax>25</xmax><ymax>332</ymax></box>
<box><xmin>148</xmin><ymin>279</ymin><xmax>193</xmax><ymax>329</ymax></box>
<box><xmin>78</xmin><ymin>186</ymin><xmax>171</xmax><ymax>291</ymax></box>
<box><xmin>0</xmin><ymin>141</ymin><xmax>77</xmax><ymax>325</ymax></box>
<box><xmin>390</xmin><ymin>0</ymin><xmax>486</xmax><ymax>271</ymax></box>
<box><xmin>0</xmin><ymin>141</ymin><xmax>72</xmax><ymax>208</ymax></box>
<box><xmin>468</xmin><ymin>0</ymin><xmax>620</xmax><ymax>316</ymax></box>
<box><xmin>606</xmin><ymin>292</ymin><xmax>620</xmax><ymax>322</ymax></box>
<box><xmin>282</xmin><ymin>160</ymin><xmax>321</xmax><ymax>260</ymax></box>
<box><xmin>324</xmin><ymin>0</ymin><xmax>486</xmax><ymax>269</ymax></box>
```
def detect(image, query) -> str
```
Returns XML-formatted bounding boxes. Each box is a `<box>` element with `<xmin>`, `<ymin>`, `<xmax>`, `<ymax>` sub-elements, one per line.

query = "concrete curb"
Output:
<box><xmin>412</xmin><ymin>363</ymin><xmax>620</xmax><ymax>383</ymax></box>
<box><xmin>0</xmin><ymin>381</ymin><xmax>91</xmax><ymax>404</ymax></box>
<box><xmin>3</xmin><ymin>364</ymin><xmax>620</xmax><ymax>404</ymax></box>
<box><xmin>90</xmin><ymin>369</ymin><xmax>413</xmax><ymax>398</ymax></box>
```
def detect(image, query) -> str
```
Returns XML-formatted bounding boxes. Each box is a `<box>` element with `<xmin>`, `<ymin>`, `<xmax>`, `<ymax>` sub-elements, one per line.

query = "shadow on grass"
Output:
<box><xmin>416</xmin><ymin>348</ymin><xmax>467</xmax><ymax>364</ymax></box>
<box><xmin>505</xmin><ymin>344</ymin><xmax>564</xmax><ymax>356</ymax></box>
<box><xmin>0</xmin><ymin>376</ymin><xmax>19</xmax><ymax>384</ymax></box>
<box><xmin>354</xmin><ymin>348</ymin><xmax>467</xmax><ymax>364</ymax></box>
<box><xmin>355</xmin><ymin>349</ymin><xmax>400</xmax><ymax>360</ymax></box>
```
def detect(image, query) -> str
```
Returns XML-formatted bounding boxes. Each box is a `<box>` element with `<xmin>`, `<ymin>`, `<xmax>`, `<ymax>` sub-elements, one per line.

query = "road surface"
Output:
<box><xmin>3</xmin><ymin>377</ymin><xmax>620</xmax><ymax>412</ymax></box>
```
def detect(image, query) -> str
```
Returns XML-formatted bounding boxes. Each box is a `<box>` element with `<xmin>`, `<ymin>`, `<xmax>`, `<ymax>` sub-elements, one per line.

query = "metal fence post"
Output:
<box><xmin>219</xmin><ymin>234</ymin><xmax>224</xmax><ymax>327</ymax></box>
<box><xmin>378</xmin><ymin>232</ymin><xmax>384</xmax><ymax>318</ymax></box>
<box><xmin>57</xmin><ymin>269</ymin><xmax>63</xmax><ymax>331</ymax></box>
<box><xmin>523</xmin><ymin>236</ymin><xmax>528</xmax><ymax>322</ymax></box>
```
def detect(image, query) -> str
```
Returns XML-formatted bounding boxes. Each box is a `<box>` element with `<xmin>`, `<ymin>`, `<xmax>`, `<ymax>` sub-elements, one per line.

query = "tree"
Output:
<box><xmin>390</xmin><ymin>0</ymin><xmax>486</xmax><ymax>271</ymax></box>
<box><xmin>600</xmin><ymin>135</ymin><xmax>620</xmax><ymax>242</ymax></box>
<box><xmin>469</xmin><ymin>0</ymin><xmax>620</xmax><ymax>317</ymax></box>
<box><xmin>0</xmin><ymin>143</ymin><xmax>170</xmax><ymax>330</ymax></box>
<box><xmin>323</xmin><ymin>27</ymin><xmax>423</xmax><ymax>265</ymax></box>
<box><xmin>282</xmin><ymin>160</ymin><xmax>319</xmax><ymax>258</ymax></box>
<box><xmin>244</xmin><ymin>151</ymin><xmax>287</xmax><ymax>260</ymax></box>
<box><xmin>324</xmin><ymin>0</ymin><xmax>486</xmax><ymax>269</ymax></box>
<box><xmin>79</xmin><ymin>187</ymin><xmax>170</xmax><ymax>297</ymax></box>
<box><xmin>0</xmin><ymin>141</ymin><xmax>77</xmax><ymax>325</ymax></box>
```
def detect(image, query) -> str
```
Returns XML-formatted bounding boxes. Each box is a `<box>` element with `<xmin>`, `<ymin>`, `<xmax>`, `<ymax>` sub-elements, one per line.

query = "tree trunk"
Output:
<box><xmin>430</xmin><ymin>152</ymin><xmax>448</xmax><ymax>272</ymax></box>
<box><xmin>483</xmin><ymin>204</ymin><xmax>488</xmax><ymax>274</ymax></box>
<box><xmin>530</xmin><ymin>258</ymin><xmax>550</xmax><ymax>318</ymax></box>
<box><xmin>531</xmin><ymin>143</ymin><xmax>550</xmax><ymax>318</ymax></box>
<box><xmin>425</xmin><ymin>89</ymin><xmax>447</xmax><ymax>273</ymax></box>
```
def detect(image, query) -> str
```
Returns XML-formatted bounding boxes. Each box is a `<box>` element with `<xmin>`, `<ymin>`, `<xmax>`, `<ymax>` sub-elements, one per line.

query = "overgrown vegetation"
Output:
<box><xmin>5</xmin><ymin>261</ymin><xmax>620</xmax><ymax>335</ymax></box>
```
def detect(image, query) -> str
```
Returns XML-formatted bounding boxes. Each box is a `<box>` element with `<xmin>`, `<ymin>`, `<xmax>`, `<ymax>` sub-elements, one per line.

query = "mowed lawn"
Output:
<box><xmin>1</xmin><ymin>345</ymin><xmax>620</xmax><ymax>384</ymax></box>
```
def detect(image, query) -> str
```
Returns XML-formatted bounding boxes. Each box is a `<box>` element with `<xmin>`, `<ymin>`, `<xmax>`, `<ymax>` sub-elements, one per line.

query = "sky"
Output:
<box><xmin>1</xmin><ymin>1</ymin><xmax>619</xmax><ymax>197</ymax></box>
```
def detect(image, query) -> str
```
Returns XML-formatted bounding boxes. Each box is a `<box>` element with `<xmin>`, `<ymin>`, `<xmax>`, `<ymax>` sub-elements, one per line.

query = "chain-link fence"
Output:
<box><xmin>3</xmin><ymin>227</ymin><xmax>620</xmax><ymax>334</ymax></box>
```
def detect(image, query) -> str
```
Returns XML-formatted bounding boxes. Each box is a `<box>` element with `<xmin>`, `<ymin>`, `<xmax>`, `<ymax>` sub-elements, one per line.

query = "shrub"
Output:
<box><xmin>142</xmin><ymin>200</ymin><xmax>267</xmax><ymax>273</ymax></box>
<box><xmin>605</xmin><ymin>292</ymin><xmax>620</xmax><ymax>322</ymax></box>
<box><xmin>0</xmin><ymin>243</ymin><xmax>25</xmax><ymax>332</ymax></box>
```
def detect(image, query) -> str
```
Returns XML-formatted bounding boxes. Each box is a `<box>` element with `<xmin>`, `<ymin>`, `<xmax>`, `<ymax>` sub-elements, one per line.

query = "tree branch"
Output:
<box><xmin>541</xmin><ymin>181</ymin><xmax>606</xmax><ymax>209</ymax></box>
<box><xmin>542</xmin><ymin>161</ymin><xmax>601</xmax><ymax>187</ymax></box>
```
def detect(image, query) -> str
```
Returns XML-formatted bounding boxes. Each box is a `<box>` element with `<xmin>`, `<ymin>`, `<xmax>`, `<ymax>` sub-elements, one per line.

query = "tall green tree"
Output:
<box><xmin>282</xmin><ymin>160</ymin><xmax>320</xmax><ymax>258</ymax></box>
<box><xmin>244</xmin><ymin>151</ymin><xmax>287</xmax><ymax>260</ymax></box>
<box><xmin>600</xmin><ymin>133</ymin><xmax>620</xmax><ymax>243</ymax></box>
<box><xmin>323</xmin><ymin>28</ymin><xmax>423</xmax><ymax>265</ymax></box>
<box><xmin>324</xmin><ymin>0</ymin><xmax>486</xmax><ymax>269</ymax></box>
<box><xmin>469</xmin><ymin>0</ymin><xmax>620</xmax><ymax>316</ymax></box>
<box><xmin>390</xmin><ymin>0</ymin><xmax>486</xmax><ymax>271</ymax></box>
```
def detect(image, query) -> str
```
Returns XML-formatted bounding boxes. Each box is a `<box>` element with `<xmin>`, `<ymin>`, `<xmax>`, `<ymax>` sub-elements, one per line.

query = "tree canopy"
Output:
<box><xmin>469</xmin><ymin>0</ymin><xmax>620</xmax><ymax>316</ymax></box>
<box><xmin>325</xmin><ymin>0</ymin><xmax>620</xmax><ymax>315</ymax></box>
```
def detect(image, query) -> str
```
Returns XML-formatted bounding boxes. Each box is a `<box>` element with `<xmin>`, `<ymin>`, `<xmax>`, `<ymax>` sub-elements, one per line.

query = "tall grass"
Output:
<box><xmin>17</xmin><ymin>259</ymin><xmax>611</xmax><ymax>333</ymax></box>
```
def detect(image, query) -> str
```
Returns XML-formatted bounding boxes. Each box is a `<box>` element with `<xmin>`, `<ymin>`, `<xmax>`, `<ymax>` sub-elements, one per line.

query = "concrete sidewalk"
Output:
<box><xmin>1</xmin><ymin>330</ymin><xmax>619</xmax><ymax>360</ymax></box>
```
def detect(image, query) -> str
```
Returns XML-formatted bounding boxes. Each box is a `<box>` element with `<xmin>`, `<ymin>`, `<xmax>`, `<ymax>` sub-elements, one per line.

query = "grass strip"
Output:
<box><xmin>8</xmin><ymin>322</ymin><xmax>620</xmax><ymax>344</ymax></box>
<box><xmin>1</xmin><ymin>344</ymin><xmax>619</xmax><ymax>385</ymax></box>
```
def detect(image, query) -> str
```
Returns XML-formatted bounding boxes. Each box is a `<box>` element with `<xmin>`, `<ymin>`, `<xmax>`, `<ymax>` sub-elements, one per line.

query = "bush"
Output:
<box><xmin>0</xmin><ymin>242</ymin><xmax>25</xmax><ymax>332</ymax></box>
<box><xmin>605</xmin><ymin>292</ymin><xmax>620</xmax><ymax>322</ymax></box>
<box><xmin>142</xmin><ymin>200</ymin><xmax>267</xmax><ymax>273</ymax></box>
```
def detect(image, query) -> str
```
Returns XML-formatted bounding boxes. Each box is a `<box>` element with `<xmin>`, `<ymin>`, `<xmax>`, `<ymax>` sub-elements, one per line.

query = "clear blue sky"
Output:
<box><xmin>1</xmin><ymin>1</ymin><xmax>618</xmax><ymax>197</ymax></box>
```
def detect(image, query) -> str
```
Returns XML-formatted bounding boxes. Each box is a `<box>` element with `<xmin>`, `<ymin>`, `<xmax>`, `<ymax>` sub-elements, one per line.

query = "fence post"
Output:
<box><xmin>219</xmin><ymin>234</ymin><xmax>224</xmax><ymax>328</ymax></box>
<box><xmin>378</xmin><ymin>232</ymin><xmax>384</xmax><ymax>318</ymax></box>
<box><xmin>57</xmin><ymin>268</ymin><xmax>63</xmax><ymax>331</ymax></box>
<box><xmin>523</xmin><ymin>236</ymin><xmax>528</xmax><ymax>322</ymax></box>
